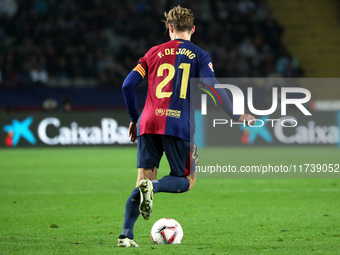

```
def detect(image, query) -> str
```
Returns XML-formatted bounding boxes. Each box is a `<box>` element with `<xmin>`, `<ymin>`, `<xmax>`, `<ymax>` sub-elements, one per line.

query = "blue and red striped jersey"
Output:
<box><xmin>134</xmin><ymin>39</ymin><xmax>215</xmax><ymax>141</ymax></box>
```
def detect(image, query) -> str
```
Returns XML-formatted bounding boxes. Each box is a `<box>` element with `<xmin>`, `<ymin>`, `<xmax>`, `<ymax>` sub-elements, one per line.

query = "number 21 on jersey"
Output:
<box><xmin>156</xmin><ymin>63</ymin><xmax>190</xmax><ymax>99</ymax></box>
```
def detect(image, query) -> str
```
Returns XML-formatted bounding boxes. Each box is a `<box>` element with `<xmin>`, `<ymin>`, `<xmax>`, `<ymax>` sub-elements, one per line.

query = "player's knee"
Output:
<box><xmin>136</xmin><ymin>167</ymin><xmax>158</xmax><ymax>187</ymax></box>
<box><xmin>187</xmin><ymin>177</ymin><xmax>196</xmax><ymax>191</ymax></box>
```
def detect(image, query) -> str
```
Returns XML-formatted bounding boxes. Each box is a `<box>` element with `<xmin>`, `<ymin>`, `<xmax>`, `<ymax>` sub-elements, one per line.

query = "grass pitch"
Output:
<box><xmin>0</xmin><ymin>147</ymin><xmax>339</xmax><ymax>255</ymax></box>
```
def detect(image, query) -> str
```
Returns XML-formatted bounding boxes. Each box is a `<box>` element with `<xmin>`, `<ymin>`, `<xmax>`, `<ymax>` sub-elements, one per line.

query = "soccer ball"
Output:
<box><xmin>150</xmin><ymin>218</ymin><xmax>183</xmax><ymax>244</ymax></box>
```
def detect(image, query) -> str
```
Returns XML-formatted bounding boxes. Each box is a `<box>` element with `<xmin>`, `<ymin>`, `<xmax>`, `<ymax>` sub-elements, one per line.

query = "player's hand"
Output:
<box><xmin>129</xmin><ymin>122</ymin><xmax>138</xmax><ymax>143</ymax></box>
<box><xmin>238</xmin><ymin>114</ymin><xmax>255</xmax><ymax>126</ymax></box>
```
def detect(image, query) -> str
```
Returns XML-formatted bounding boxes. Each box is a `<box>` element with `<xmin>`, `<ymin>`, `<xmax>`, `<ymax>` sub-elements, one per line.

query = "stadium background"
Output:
<box><xmin>1</xmin><ymin>0</ymin><xmax>340</xmax><ymax>254</ymax></box>
<box><xmin>1</xmin><ymin>0</ymin><xmax>339</xmax><ymax>147</ymax></box>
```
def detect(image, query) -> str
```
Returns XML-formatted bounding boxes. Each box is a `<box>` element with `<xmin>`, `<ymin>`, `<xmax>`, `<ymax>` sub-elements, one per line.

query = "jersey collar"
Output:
<box><xmin>174</xmin><ymin>38</ymin><xmax>189</xmax><ymax>42</ymax></box>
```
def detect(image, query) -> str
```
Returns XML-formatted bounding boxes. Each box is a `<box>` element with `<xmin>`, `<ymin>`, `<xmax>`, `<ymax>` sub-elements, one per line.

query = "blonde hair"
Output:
<box><xmin>163</xmin><ymin>5</ymin><xmax>194</xmax><ymax>32</ymax></box>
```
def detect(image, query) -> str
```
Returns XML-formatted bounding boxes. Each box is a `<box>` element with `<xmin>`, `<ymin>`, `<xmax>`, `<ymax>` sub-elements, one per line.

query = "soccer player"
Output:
<box><xmin>118</xmin><ymin>5</ymin><xmax>254</xmax><ymax>247</ymax></box>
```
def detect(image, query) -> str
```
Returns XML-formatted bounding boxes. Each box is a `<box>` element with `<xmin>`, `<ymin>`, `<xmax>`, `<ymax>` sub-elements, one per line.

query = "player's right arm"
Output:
<box><xmin>122</xmin><ymin>70</ymin><xmax>143</xmax><ymax>123</ymax></box>
<box><xmin>122</xmin><ymin>59</ymin><xmax>147</xmax><ymax>142</ymax></box>
<box><xmin>122</xmin><ymin>70</ymin><xmax>143</xmax><ymax>142</ymax></box>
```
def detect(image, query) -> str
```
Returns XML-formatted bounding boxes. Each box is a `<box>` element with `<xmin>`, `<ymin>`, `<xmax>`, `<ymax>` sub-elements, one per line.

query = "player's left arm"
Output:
<box><xmin>199</xmin><ymin>53</ymin><xmax>255</xmax><ymax>125</ymax></box>
<box><xmin>237</xmin><ymin>113</ymin><xmax>255</xmax><ymax>125</ymax></box>
<box><xmin>202</xmin><ymin>76</ymin><xmax>254</xmax><ymax>125</ymax></box>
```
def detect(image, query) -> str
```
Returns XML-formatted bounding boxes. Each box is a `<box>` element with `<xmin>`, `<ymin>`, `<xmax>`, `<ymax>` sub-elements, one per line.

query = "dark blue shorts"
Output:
<box><xmin>137</xmin><ymin>134</ymin><xmax>198</xmax><ymax>177</ymax></box>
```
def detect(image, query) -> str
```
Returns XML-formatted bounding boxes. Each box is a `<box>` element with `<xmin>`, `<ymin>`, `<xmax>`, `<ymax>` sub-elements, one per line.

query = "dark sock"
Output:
<box><xmin>120</xmin><ymin>187</ymin><xmax>140</xmax><ymax>239</ymax></box>
<box><xmin>152</xmin><ymin>175</ymin><xmax>190</xmax><ymax>193</ymax></box>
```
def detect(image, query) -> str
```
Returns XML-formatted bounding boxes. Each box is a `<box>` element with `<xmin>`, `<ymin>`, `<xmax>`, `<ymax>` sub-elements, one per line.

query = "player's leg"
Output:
<box><xmin>117</xmin><ymin>183</ymin><xmax>141</xmax><ymax>247</ymax></box>
<box><xmin>152</xmin><ymin>136</ymin><xmax>197</xmax><ymax>194</ymax></box>
<box><xmin>118</xmin><ymin>135</ymin><xmax>162</xmax><ymax>247</ymax></box>
<box><xmin>135</xmin><ymin>135</ymin><xmax>163</xmax><ymax>220</ymax></box>
<box><xmin>118</xmin><ymin>167</ymin><xmax>157</xmax><ymax>244</ymax></box>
